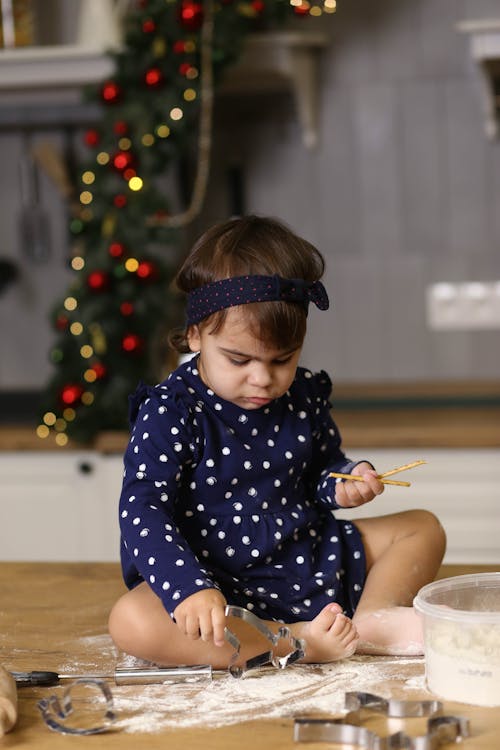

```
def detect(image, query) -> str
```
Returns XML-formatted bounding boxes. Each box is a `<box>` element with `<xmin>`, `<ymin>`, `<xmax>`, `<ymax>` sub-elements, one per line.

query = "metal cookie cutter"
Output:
<box><xmin>294</xmin><ymin>691</ymin><xmax>470</xmax><ymax>749</ymax></box>
<box><xmin>344</xmin><ymin>691</ymin><xmax>443</xmax><ymax>718</ymax></box>
<box><xmin>37</xmin><ymin>678</ymin><xmax>117</xmax><ymax>735</ymax></box>
<box><xmin>224</xmin><ymin>604</ymin><xmax>306</xmax><ymax>678</ymax></box>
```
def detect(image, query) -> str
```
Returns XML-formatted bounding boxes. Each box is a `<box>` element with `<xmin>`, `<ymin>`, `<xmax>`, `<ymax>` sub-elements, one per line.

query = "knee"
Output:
<box><xmin>108</xmin><ymin>593</ymin><xmax>139</xmax><ymax>654</ymax></box>
<box><xmin>411</xmin><ymin>509</ymin><xmax>446</xmax><ymax>555</ymax></box>
<box><xmin>108</xmin><ymin>590</ymin><xmax>156</xmax><ymax>657</ymax></box>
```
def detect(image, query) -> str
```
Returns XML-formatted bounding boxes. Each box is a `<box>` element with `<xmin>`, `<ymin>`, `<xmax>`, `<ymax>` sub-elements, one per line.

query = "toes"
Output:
<box><xmin>314</xmin><ymin>603</ymin><xmax>343</xmax><ymax>632</ymax></box>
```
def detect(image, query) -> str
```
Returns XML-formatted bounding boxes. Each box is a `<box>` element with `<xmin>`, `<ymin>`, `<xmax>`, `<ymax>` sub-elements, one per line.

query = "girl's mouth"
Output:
<box><xmin>246</xmin><ymin>397</ymin><xmax>272</xmax><ymax>406</ymax></box>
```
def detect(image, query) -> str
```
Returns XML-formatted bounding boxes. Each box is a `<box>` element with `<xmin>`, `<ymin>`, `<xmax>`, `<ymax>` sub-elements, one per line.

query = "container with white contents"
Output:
<box><xmin>414</xmin><ymin>572</ymin><xmax>500</xmax><ymax>706</ymax></box>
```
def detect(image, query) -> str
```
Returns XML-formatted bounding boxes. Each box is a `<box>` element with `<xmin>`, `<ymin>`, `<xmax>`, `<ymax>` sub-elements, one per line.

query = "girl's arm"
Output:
<box><xmin>119</xmin><ymin>385</ymin><xmax>220</xmax><ymax>619</ymax></box>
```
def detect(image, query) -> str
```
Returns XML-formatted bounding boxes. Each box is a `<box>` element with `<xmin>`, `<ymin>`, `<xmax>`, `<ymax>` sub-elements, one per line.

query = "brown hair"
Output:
<box><xmin>169</xmin><ymin>215</ymin><xmax>326</xmax><ymax>352</ymax></box>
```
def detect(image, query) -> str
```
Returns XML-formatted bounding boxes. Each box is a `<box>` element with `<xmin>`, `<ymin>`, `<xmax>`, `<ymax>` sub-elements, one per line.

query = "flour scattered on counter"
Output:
<box><xmin>111</xmin><ymin>656</ymin><xmax>425</xmax><ymax>733</ymax></box>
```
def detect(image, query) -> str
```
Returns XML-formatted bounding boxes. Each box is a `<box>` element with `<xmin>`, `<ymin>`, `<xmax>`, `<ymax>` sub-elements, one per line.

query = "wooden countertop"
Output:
<box><xmin>1</xmin><ymin>562</ymin><xmax>500</xmax><ymax>748</ymax></box>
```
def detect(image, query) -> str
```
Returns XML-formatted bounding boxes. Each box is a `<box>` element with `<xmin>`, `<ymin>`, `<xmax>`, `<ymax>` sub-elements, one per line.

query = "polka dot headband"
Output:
<box><xmin>186</xmin><ymin>274</ymin><xmax>329</xmax><ymax>325</ymax></box>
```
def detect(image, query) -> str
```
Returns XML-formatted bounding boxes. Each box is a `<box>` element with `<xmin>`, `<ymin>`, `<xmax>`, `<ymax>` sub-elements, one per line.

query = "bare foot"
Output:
<box><xmin>353</xmin><ymin>606</ymin><xmax>424</xmax><ymax>655</ymax></box>
<box><xmin>292</xmin><ymin>603</ymin><xmax>359</xmax><ymax>662</ymax></box>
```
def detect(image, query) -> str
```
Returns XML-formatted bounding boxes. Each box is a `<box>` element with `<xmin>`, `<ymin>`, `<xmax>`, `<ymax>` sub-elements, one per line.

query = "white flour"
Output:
<box><xmin>110</xmin><ymin>655</ymin><xmax>427</xmax><ymax>734</ymax></box>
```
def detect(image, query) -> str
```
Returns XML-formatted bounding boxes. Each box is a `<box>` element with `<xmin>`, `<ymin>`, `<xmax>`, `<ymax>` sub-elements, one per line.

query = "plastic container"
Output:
<box><xmin>414</xmin><ymin>573</ymin><xmax>500</xmax><ymax>706</ymax></box>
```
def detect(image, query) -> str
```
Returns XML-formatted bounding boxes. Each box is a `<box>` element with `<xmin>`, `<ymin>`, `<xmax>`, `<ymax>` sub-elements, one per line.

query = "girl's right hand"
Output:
<box><xmin>173</xmin><ymin>588</ymin><xmax>228</xmax><ymax>647</ymax></box>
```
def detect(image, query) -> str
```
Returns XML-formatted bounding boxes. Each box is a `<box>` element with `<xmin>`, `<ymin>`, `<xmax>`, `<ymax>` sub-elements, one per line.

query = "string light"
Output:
<box><xmin>125</xmin><ymin>258</ymin><xmax>139</xmax><ymax>273</ymax></box>
<box><xmin>170</xmin><ymin>108</ymin><xmax>183</xmax><ymax>121</ymax></box>
<box><xmin>81</xmin><ymin>392</ymin><xmax>95</xmax><ymax>406</ymax></box>
<box><xmin>183</xmin><ymin>88</ymin><xmax>197</xmax><ymax>102</ymax></box>
<box><xmin>70</xmin><ymin>322</ymin><xmax>83</xmax><ymax>336</ymax></box>
<box><xmin>156</xmin><ymin>124</ymin><xmax>170</xmax><ymax>138</ymax></box>
<box><xmin>80</xmin><ymin>345</ymin><xmax>94</xmax><ymax>359</ymax></box>
<box><xmin>43</xmin><ymin>412</ymin><xmax>57</xmax><ymax>426</ymax></box>
<box><xmin>118</xmin><ymin>137</ymin><xmax>132</xmax><ymax>150</ymax></box>
<box><xmin>96</xmin><ymin>151</ymin><xmax>110</xmax><ymax>165</ymax></box>
<box><xmin>64</xmin><ymin>297</ymin><xmax>78</xmax><ymax>311</ymax></box>
<box><xmin>82</xmin><ymin>171</ymin><xmax>95</xmax><ymax>185</ymax></box>
<box><xmin>36</xmin><ymin>425</ymin><xmax>50</xmax><ymax>439</ymax></box>
<box><xmin>71</xmin><ymin>256</ymin><xmax>85</xmax><ymax>271</ymax></box>
<box><xmin>128</xmin><ymin>176</ymin><xmax>143</xmax><ymax>191</ymax></box>
<box><xmin>80</xmin><ymin>191</ymin><xmax>93</xmax><ymax>205</ymax></box>
<box><xmin>55</xmin><ymin>433</ymin><xmax>68</xmax><ymax>447</ymax></box>
<box><xmin>142</xmin><ymin>133</ymin><xmax>155</xmax><ymax>146</ymax></box>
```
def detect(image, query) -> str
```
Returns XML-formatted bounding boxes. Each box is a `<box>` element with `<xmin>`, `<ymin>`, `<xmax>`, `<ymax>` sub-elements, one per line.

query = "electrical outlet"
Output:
<box><xmin>426</xmin><ymin>281</ymin><xmax>500</xmax><ymax>330</ymax></box>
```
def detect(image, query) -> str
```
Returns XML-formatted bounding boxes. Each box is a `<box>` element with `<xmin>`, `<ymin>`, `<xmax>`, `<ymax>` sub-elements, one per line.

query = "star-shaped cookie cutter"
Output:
<box><xmin>294</xmin><ymin>691</ymin><xmax>470</xmax><ymax>749</ymax></box>
<box><xmin>224</xmin><ymin>605</ymin><xmax>306</xmax><ymax>678</ymax></box>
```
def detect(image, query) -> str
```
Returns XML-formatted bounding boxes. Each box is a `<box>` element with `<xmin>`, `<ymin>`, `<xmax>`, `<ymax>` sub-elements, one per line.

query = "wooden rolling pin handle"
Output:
<box><xmin>0</xmin><ymin>666</ymin><xmax>17</xmax><ymax>735</ymax></box>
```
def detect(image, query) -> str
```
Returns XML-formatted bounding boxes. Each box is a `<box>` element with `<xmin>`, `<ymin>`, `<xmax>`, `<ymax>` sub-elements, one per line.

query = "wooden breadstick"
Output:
<box><xmin>380</xmin><ymin>460</ymin><xmax>426</xmax><ymax>478</ymax></box>
<box><xmin>0</xmin><ymin>666</ymin><xmax>17</xmax><ymax>735</ymax></box>
<box><xmin>329</xmin><ymin>472</ymin><xmax>411</xmax><ymax>487</ymax></box>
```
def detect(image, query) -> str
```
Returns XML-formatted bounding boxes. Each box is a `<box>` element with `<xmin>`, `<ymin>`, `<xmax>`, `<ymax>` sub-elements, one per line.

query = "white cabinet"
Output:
<box><xmin>0</xmin><ymin>448</ymin><xmax>499</xmax><ymax>563</ymax></box>
<box><xmin>0</xmin><ymin>452</ymin><xmax>123</xmax><ymax>561</ymax></box>
<box><xmin>335</xmin><ymin>448</ymin><xmax>500</xmax><ymax>565</ymax></box>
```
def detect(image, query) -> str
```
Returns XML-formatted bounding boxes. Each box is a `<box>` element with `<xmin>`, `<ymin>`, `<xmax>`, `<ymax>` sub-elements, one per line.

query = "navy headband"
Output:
<box><xmin>186</xmin><ymin>274</ymin><xmax>329</xmax><ymax>325</ymax></box>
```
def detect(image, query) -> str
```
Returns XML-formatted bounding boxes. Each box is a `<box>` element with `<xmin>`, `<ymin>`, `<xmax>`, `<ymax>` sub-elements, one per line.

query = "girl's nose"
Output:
<box><xmin>248</xmin><ymin>362</ymin><xmax>273</xmax><ymax>387</ymax></box>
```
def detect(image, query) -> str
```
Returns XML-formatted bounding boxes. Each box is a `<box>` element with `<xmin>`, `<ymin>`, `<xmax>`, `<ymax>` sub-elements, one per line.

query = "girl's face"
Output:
<box><xmin>187</xmin><ymin>308</ymin><xmax>302</xmax><ymax>409</ymax></box>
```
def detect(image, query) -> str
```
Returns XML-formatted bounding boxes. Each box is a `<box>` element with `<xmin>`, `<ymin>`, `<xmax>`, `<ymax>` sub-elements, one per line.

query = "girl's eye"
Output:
<box><xmin>229</xmin><ymin>358</ymin><xmax>249</xmax><ymax>366</ymax></box>
<box><xmin>275</xmin><ymin>356</ymin><xmax>293</xmax><ymax>365</ymax></box>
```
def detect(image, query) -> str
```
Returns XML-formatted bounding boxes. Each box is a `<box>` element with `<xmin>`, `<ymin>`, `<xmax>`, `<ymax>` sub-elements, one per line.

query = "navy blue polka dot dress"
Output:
<box><xmin>119</xmin><ymin>359</ymin><xmax>367</xmax><ymax>622</ymax></box>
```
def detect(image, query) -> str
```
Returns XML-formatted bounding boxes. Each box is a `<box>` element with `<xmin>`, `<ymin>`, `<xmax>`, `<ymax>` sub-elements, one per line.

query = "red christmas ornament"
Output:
<box><xmin>173</xmin><ymin>40</ymin><xmax>186</xmax><ymax>54</ymax></box>
<box><xmin>142</xmin><ymin>18</ymin><xmax>156</xmax><ymax>33</ymax></box>
<box><xmin>178</xmin><ymin>1</ymin><xmax>203</xmax><ymax>31</ymax></box>
<box><xmin>251</xmin><ymin>0</ymin><xmax>265</xmax><ymax>11</ymax></box>
<box><xmin>109</xmin><ymin>242</ymin><xmax>126</xmax><ymax>258</ymax></box>
<box><xmin>122</xmin><ymin>333</ymin><xmax>143</xmax><ymax>354</ymax></box>
<box><xmin>83</xmin><ymin>129</ymin><xmax>100</xmax><ymax>147</ymax></box>
<box><xmin>60</xmin><ymin>383</ymin><xmax>84</xmax><ymax>406</ymax></box>
<box><xmin>136</xmin><ymin>261</ymin><xmax>158</xmax><ymax>280</ymax></box>
<box><xmin>114</xmin><ymin>194</ymin><xmax>128</xmax><ymax>208</ymax></box>
<box><xmin>87</xmin><ymin>270</ymin><xmax>110</xmax><ymax>291</ymax></box>
<box><xmin>101</xmin><ymin>80</ymin><xmax>122</xmax><ymax>103</ymax></box>
<box><xmin>91</xmin><ymin>362</ymin><xmax>107</xmax><ymax>380</ymax></box>
<box><xmin>120</xmin><ymin>301</ymin><xmax>134</xmax><ymax>316</ymax></box>
<box><xmin>112</xmin><ymin>150</ymin><xmax>135</xmax><ymax>172</ymax></box>
<box><xmin>144</xmin><ymin>67</ymin><xmax>164</xmax><ymax>88</ymax></box>
<box><xmin>55</xmin><ymin>315</ymin><xmax>69</xmax><ymax>331</ymax></box>
<box><xmin>113</xmin><ymin>120</ymin><xmax>129</xmax><ymax>136</ymax></box>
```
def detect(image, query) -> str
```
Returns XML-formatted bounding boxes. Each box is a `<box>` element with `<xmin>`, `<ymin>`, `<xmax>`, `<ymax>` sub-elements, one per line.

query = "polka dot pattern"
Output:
<box><xmin>119</xmin><ymin>362</ymin><xmax>366</xmax><ymax>620</ymax></box>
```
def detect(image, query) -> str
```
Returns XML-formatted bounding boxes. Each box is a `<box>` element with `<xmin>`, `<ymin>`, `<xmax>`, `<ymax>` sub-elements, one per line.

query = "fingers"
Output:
<box><xmin>335</xmin><ymin>465</ymin><xmax>384</xmax><ymax>508</ymax></box>
<box><xmin>173</xmin><ymin>590</ymin><xmax>228</xmax><ymax>647</ymax></box>
<box><xmin>198</xmin><ymin>607</ymin><xmax>226</xmax><ymax>646</ymax></box>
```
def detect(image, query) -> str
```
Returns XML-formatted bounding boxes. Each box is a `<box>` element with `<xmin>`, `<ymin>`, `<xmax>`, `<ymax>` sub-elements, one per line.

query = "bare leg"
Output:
<box><xmin>109</xmin><ymin>586</ymin><xmax>358</xmax><ymax>668</ymax></box>
<box><xmin>352</xmin><ymin>509</ymin><xmax>446</xmax><ymax>655</ymax></box>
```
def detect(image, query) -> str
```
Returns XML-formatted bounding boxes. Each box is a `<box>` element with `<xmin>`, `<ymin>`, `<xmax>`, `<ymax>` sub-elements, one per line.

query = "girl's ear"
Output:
<box><xmin>187</xmin><ymin>325</ymin><xmax>201</xmax><ymax>353</ymax></box>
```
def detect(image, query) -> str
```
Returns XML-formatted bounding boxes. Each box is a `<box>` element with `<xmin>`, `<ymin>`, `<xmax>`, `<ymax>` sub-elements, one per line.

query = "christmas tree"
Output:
<box><xmin>37</xmin><ymin>0</ymin><xmax>336</xmax><ymax>447</ymax></box>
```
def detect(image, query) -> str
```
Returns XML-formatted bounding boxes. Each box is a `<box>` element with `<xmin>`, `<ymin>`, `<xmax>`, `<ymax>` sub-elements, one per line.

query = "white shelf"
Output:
<box><xmin>0</xmin><ymin>43</ymin><xmax>114</xmax><ymax>90</ymax></box>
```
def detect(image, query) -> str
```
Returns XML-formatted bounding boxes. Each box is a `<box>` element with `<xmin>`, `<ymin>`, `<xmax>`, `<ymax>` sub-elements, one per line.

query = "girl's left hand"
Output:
<box><xmin>334</xmin><ymin>462</ymin><xmax>384</xmax><ymax>508</ymax></box>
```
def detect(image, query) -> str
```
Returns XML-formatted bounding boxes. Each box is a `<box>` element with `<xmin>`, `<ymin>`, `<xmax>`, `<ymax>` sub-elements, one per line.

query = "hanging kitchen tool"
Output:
<box><xmin>18</xmin><ymin>132</ymin><xmax>51</xmax><ymax>263</ymax></box>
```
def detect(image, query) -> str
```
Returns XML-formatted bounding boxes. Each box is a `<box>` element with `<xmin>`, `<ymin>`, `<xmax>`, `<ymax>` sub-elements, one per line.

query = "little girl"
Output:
<box><xmin>109</xmin><ymin>215</ymin><xmax>446</xmax><ymax>667</ymax></box>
